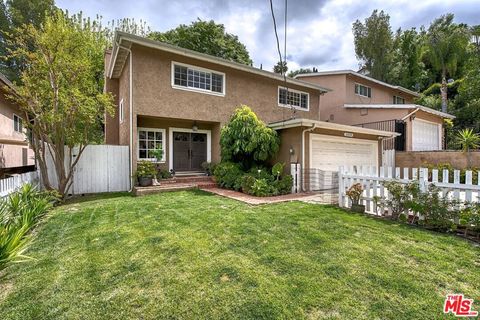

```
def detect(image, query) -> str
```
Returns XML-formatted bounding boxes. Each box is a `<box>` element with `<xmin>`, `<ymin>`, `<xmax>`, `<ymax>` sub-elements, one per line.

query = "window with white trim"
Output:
<box><xmin>138</xmin><ymin>128</ymin><xmax>165</xmax><ymax>162</ymax></box>
<box><xmin>278</xmin><ymin>87</ymin><xmax>309</xmax><ymax>110</ymax></box>
<box><xmin>172</xmin><ymin>63</ymin><xmax>224</xmax><ymax>95</ymax></box>
<box><xmin>355</xmin><ymin>83</ymin><xmax>372</xmax><ymax>98</ymax></box>
<box><xmin>13</xmin><ymin>114</ymin><xmax>22</xmax><ymax>133</ymax></box>
<box><xmin>119</xmin><ymin>99</ymin><xmax>124</xmax><ymax>123</ymax></box>
<box><xmin>393</xmin><ymin>95</ymin><xmax>405</xmax><ymax>104</ymax></box>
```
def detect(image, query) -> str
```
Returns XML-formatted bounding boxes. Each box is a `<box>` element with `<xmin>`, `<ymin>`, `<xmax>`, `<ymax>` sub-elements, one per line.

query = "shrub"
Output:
<box><xmin>213</xmin><ymin>162</ymin><xmax>244</xmax><ymax>190</ymax></box>
<box><xmin>1</xmin><ymin>184</ymin><xmax>55</xmax><ymax>272</ymax></box>
<box><xmin>240</xmin><ymin>175</ymin><xmax>256</xmax><ymax>194</ymax></box>
<box><xmin>157</xmin><ymin>169</ymin><xmax>172</xmax><ymax>180</ymax></box>
<box><xmin>135</xmin><ymin>161</ymin><xmax>157</xmax><ymax>178</ymax></box>
<box><xmin>201</xmin><ymin>162</ymin><xmax>217</xmax><ymax>176</ymax></box>
<box><xmin>273</xmin><ymin>175</ymin><xmax>293</xmax><ymax>195</ymax></box>
<box><xmin>379</xmin><ymin>181</ymin><xmax>421</xmax><ymax>220</ymax></box>
<box><xmin>220</xmin><ymin>106</ymin><xmax>280</xmax><ymax>169</ymax></box>
<box><xmin>250</xmin><ymin>179</ymin><xmax>273</xmax><ymax>197</ymax></box>
<box><xmin>272</xmin><ymin>162</ymin><xmax>285</xmax><ymax>180</ymax></box>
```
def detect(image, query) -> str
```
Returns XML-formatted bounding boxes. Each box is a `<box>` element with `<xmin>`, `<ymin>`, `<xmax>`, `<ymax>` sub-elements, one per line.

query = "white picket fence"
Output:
<box><xmin>0</xmin><ymin>171</ymin><xmax>40</xmax><ymax>198</ymax></box>
<box><xmin>339</xmin><ymin>166</ymin><xmax>480</xmax><ymax>215</ymax></box>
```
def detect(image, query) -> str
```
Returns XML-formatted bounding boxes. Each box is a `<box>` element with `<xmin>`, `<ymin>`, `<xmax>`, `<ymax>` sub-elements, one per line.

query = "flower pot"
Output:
<box><xmin>138</xmin><ymin>176</ymin><xmax>153</xmax><ymax>187</ymax></box>
<box><xmin>351</xmin><ymin>204</ymin><xmax>365</xmax><ymax>213</ymax></box>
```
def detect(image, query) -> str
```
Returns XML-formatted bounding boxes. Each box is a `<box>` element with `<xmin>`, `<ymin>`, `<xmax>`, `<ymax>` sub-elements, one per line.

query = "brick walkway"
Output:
<box><xmin>199</xmin><ymin>187</ymin><xmax>334</xmax><ymax>205</ymax></box>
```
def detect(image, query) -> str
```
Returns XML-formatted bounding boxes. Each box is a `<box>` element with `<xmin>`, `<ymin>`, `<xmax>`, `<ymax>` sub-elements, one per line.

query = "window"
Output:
<box><xmin>172</xmin><ymin>62</ymin><xmax>225</xmax><ymax>95</ymax></box>
<box><xmin>355</xmin><ymin>83</ymin><xmax>372</xmax><ymax>98</ymax></box>
<box><xmin>13</xmin><ymin>114</ymin><xmax>22</xmax><ymax>133</ymax></box>
<box><xmin>119</xmin><ymin>99</ymin><xmax>124</xmax><ymax>123</ymax></box>
<box><xmin>278</xmin><ymin>87</ymin><xmax>309</xmax><ymax>110</ymax></box>
<box><xmin>138</xmin><ymin>128</ymin><xmax>165</xmax><ymax>162</ymax></box>
<box><xmin>393</xmin><ymin>95</ymin><xmax>405</xmax><ymax>104</ymax></box>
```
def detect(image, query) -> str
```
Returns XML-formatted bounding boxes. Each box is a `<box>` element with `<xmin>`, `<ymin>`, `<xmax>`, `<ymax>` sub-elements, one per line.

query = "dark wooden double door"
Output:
<box><xmin>173</xmin><ymin>132</ymin><xmax>207</xmax><ymax>171</ymax></box>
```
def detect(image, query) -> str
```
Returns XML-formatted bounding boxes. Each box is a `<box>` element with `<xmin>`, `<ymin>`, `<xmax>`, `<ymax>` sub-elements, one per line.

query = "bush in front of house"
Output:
<box><xmin>220</xmin><ymin>105</ymin><xmax>280</xmax><ymax>170</ymax></box>
<box><xmin>373</xmin><ymin>180</ymin><xmax>479</xmax><ymax>239</ymax></box>
<box><xmin>214</xmin><ymin>106</ymin><xmax>293</xmax><ymax>197</ymax></box>
<box><xmin>1</xmin><ymin>184</ymin><xmax>57</xmax><ymax>273</ymax></box>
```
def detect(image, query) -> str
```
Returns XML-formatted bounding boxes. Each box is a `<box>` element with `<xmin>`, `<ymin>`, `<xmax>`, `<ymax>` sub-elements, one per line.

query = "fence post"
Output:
<box><xmin>338</xmin><ymin>166</ymin><xmax>344</xmax><ymax>207</ymax></box>
<box><xmin>291</xmin><ymin>163</ymin><xmax>297</xmax><ymax>194</ymax></box>
<box><xmin>419</xmin><ymin>168</ymin><xmax>428</xmax><ymax>192</ymax></box>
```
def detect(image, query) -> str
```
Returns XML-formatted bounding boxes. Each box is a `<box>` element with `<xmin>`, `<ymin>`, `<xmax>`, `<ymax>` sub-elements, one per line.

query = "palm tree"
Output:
<box><xmin>426</xmin><ymin>14</ymin><xmax>470</xmax><ymax>113</ymax></box>
<box><xmin>455</xmin><ymin>128</ymin><xmax>480</xmax><ymax>167</ymax></box>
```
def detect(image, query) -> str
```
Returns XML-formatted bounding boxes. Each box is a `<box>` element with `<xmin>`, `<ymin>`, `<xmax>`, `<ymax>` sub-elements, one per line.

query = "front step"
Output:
<box><xmin>133</xmin><ymin>177</ymin><xmax>216</xmax><ymax>196</ymax></box>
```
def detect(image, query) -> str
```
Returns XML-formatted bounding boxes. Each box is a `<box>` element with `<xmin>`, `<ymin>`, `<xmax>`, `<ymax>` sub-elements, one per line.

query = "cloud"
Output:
<box><xmin>56</xmin><ymin>0</ymin><xmax>478</xmax><ymax>72</ymax></box>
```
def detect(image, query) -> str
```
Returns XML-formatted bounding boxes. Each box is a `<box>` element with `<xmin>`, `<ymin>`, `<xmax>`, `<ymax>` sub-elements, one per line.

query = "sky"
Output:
<box><xmin>56</xmin><ymin>0</ymin><xmax>479</xmax><ymax>72</ymax></box>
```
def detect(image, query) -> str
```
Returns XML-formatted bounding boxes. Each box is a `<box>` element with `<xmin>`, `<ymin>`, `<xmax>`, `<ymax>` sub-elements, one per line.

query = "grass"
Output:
<box><xmin>0</xmin><ymin>190</ymin><xmax>479</xmax><ymax>319</ymax></box>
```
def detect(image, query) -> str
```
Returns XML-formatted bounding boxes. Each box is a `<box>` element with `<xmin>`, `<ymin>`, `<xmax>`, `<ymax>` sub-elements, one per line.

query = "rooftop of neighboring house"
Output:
<box><xmin>107</xmin><ymin>31</ymin><xmax>331</xmax><ymax>94</ymax></box>
<box><xmin>0</xmin><ymin>71</ymin><xmax>14</xmax><ymax>92</ymax></box>
<box><xmin>294</xmin><ymin>69</ymin><xmax>420</xmax><ymax>98</ymax></box>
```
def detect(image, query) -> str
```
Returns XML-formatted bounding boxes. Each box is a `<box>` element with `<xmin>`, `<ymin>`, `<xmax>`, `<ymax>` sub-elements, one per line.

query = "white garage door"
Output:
<box><xmin>412</xmin><ymin>119</ymin><xmax>441</xmax><ymax>151</ymax></box>
<box><xmin>310</xmin><ymin>134</ymin><xmax>378</xmax><ymax>172</ymax></box>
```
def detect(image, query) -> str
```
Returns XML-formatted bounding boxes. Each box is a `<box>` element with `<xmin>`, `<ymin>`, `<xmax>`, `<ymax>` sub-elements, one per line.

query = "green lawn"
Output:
<box><xmin>0</xmin><ymin>190</ymin><xmax>479</xmax><ymax>319</ymax></box>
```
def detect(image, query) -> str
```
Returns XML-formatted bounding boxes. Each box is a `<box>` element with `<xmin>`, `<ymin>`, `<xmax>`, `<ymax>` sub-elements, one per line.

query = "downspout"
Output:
<box><xmin>301</xmin><ymin>123</ymin><xmax>317</xmax><ymax>192</ymax></box>
<box><xmin>119</xmin><ymin>45</ymin><xmax>134</xmax><ymax>192</ymax></box>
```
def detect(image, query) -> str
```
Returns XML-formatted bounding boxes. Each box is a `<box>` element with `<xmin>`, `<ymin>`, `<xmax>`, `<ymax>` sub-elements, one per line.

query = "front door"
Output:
<box><xmin>173</xmin><ymin>132</ymin><xmax>207</xmax><ymax>171</ymax></box>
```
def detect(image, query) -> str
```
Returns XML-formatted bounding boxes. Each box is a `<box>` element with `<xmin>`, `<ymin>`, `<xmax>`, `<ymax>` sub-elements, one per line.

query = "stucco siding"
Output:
<box><xmin>131</xmin><ymin>45</ymin><xmax>321</xmax><ymax>125</ymax></box>
<box><xmin>0</xmin><ymin>89</ymin><xmax>35</xmax><ymax>168</ymax></box>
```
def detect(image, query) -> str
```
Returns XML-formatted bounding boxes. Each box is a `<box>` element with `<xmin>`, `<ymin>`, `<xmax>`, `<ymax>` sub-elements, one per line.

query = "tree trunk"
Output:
<box><xmin>440</xmin><ymin>71</ymin><xmax>448</xmax><ymax>113</ymax></box>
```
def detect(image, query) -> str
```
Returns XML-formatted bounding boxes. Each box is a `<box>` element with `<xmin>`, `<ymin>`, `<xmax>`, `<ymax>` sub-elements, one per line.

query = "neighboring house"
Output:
<box><xmin>104</xmin><ymin>32</ymin><xmax>396</xmax><ymax>186</ymax></box>
<box><xmin>295</xmin><ymin>70</ymin><xmax>455</xmax><ymax>151</ymax></box>
<box><xmin>0</xmin><ymin>72</ymin><xmax>35</xmax><ymax>177</ymax></box>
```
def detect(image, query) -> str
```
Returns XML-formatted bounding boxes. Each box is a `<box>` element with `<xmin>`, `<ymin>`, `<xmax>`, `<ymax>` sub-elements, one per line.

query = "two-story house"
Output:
<box><xmin>104</xmin><ymin>32</ymin><xmax>396</xmax><ymax>186</ymax></box>
<box><xmin>296</xmin><ymin>70</ymin><xmax>455</xmax><ymax>151</ymax></box>
<box><xmin>0</xmin><ymin>72</ymin><xmax>35</xmax><ymax>178</ymax></box>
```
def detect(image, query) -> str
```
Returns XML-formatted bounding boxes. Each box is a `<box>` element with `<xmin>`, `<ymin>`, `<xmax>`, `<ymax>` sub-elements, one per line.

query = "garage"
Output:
<box><xmin>412</xmin><ymin>119</ymin><xmax>441</xmax><ymax>151</ymax></box>
<box><xmin>310</xmin><ymin>134</ymin><xmax>378</xmax><ymax>172</ymax></box>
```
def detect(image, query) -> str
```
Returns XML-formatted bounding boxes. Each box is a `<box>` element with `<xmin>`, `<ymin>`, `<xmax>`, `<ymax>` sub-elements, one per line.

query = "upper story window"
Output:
<box><xmin>393</xmin><ymin>95</ymin><xmax>405</xmax><ymax>104</ymax></box>
<box><xmin>278</xmin><ymin>87</ymin><xmax>309</xmax><ymax>110</ymax></box>
<box><xmin>355</xmin><ymin>83</ymin><xmax>371</xmax><ymax>98</ymax></box>
<box><xmin>119</xmin><ymin>99</ymin><xmax>124</xmax><ymax>123</ymax></box>
<box><xmin>13</xmin><ymin>114</ymin><xmax>23</xmax><ymax>133</ymax></box>
<box><xmin>172</xmin><ymin>62</ymin><xmax>225</xmax><ymax>96</ymax></box>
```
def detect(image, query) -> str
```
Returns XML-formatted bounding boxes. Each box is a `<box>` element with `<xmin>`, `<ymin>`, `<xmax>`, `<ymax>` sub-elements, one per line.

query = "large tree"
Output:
<box><xmin>352</xmin><ymin>10</ymin><xmax>393</xmax><ymax>82</ymax></box>
<box><xmin>0</xmin><ymin>0</ymin><xmax>55</xmax><ymax>80</ymax></box>
<box><xmin>390</xmin><ymin>28</ymin><xmax>426</xmax><ymax>91</ymax></box>
<box><xmin>426</xmin><ymin>14</ymin><xmax>470</xmax><ymax>112</ymax></box>
<box><xmin>149</xmin><ymin>19</ymin><xmax>252</xmax><ymax>65</ymax></box>
<box><xmin>5</xmin><ymin>10</ymin><xmax>114</xmax><ymax>196</ymax></box>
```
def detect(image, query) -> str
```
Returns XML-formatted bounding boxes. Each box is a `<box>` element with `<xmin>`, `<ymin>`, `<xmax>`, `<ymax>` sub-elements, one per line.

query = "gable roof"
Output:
<box><xmin>295</xmin><ymin>69</ymin><xmax>419</xmax><ymax>97</ymax></box>
<box><xmin>268</xmin><ymin>118</ymin><xmax>399</xmax><ymax>137</ymax></box>
<box><xmin>343</xmin><ymin>104</ymin><xmax>455</xmax><ymax>119</ymax></box>
<box><xmin>108</xmin><ymin>31</ymin><xmax>331</xmax><ymax>93</ymax></box>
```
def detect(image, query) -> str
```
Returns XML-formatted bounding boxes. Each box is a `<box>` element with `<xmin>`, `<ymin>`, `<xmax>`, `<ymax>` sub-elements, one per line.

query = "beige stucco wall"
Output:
<box><xmin>0</xmin><ymin>88</ymin><xmax>35</xmax><ymax>168</ymax></box>
<box><xmin>396</xmin><ymin>151</ymin><xmax>480</xmax><ymax>169</ymax></box>
<box><xmin>106</xmin><ymin>44</ymin><xmax>326</xmax><ymax>170</ymax></box>
<box><xmin>299</xmin><ymin>73</ymin><xmax>417</xmax><ymax>125</ymax></box>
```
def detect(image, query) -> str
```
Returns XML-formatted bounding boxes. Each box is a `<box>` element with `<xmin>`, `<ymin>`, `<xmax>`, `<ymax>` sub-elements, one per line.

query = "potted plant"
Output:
<box><xmin>346</xmin><ymin>183</ymin><xmax>365</xmax><ymax>213</ymax></box>
<box><xmin>150</xmin><ymin>147</ymin><xmax>164</xmax><ymax>163</ymax></box>
<box><xmin>135</xmin><ymin>160</ymin><xmax>157</xmax><ymax>187</ymax></box>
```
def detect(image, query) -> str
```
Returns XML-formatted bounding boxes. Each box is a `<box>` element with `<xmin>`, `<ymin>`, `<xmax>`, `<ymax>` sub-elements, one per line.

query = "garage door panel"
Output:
<box><xmin>412</xmin><ymin>119</ymin><xmax>440</xmax><ymax>151</ymax></box>
<box><xmin>310</xmin><ymin>134</ymin><xmax>378</xmax><ymax>172</ymax></box>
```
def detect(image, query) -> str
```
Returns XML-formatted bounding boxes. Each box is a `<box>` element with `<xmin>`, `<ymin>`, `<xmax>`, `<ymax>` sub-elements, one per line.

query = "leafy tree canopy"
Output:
<box><xmin>220</xmin><ymin>106</ymin><xmax>280</xmax><ymax>169</ymax></box>
<box><xmin>149</xmin><ymin>19</ymin><xmax>252</xmax><ymax>65</ymax></box>
<box><xmin>0</xmin><ymin>0</ymin><xmax>55</xmax><ymax>80</ymax></box>
<box><xmin>6</xmin><ymin>9</ymin><xmax>114</xmax><ymax>196</ymax></box>
<box><xmin>288</xmin><ymin>67</ymin><xmax>315</xmax><ymax>78</ymax></box>
<box><xmin>352</xmin><ymin>10</ymin><xmax>393</xmax><ymax>82</ymax></box>
<box><xmin>273</xmin><ymin>60</ymin><xmax>287</xmax><ymax>74</ymax></box>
